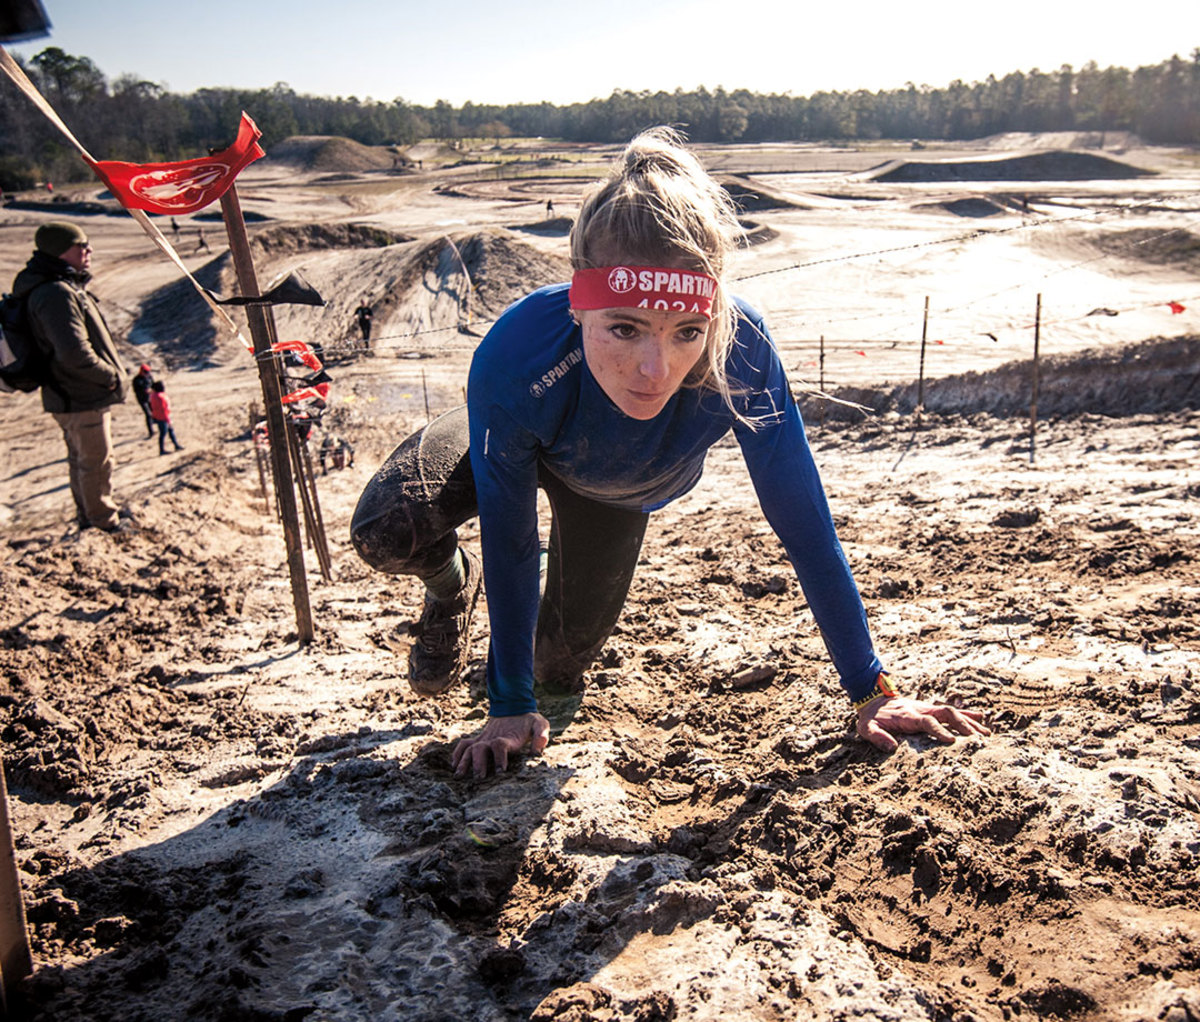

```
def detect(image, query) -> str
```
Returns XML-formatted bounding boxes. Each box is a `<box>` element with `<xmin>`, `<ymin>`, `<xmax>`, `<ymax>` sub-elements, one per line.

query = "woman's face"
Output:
<box><xmin>577</xmin><ymin>306</ymin><xmax>709</xmax><ymax>420</ymax></box>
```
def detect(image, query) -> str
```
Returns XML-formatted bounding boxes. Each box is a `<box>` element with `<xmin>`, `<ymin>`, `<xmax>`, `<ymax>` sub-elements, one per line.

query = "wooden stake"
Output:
<box><xmin>917</xmin><ymin>295</ymin><xmax>930</xmax><ymax>412</ymax></box>
<box><xmin>289</xmin><ymin>425</ymin><xmax>333</xmax><ymax>582</ymax></box>
<box><xmin>249</xmin><ymin>403</ymin><xmax>271</xmax><ymax>511</ymax></box>
<box><xmin>818</xmin><ymin>335</ymin><xmax>826</xmax><ymax>428</ymax></box>
<box><xmin>0</xmin><ymin>758</ymin><xmax>32</xmax><ymax>1013</ymax></box>
<box><xmin>422</xmin><ymin>368</ymin><xmax>431</xmax><ymax>423</ymax></box>
<box><xmin>220</xmin><ymin>185</ymin><xmax>314</xmax><ymax>643</ymax></box>
<box><xmin>253</xmin><ymin>430</ymin><xmax>271</xmax><ymax>514</ymax></box>
<box><xmin>1030</xmin><ymin>293</ymin><xmax>1042</xmax><ymax>464</ymax></box>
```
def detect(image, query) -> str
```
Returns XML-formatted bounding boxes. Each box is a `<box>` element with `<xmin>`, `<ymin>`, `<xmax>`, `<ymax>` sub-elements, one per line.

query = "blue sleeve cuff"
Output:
<box><xmin>842</xmin><ymin>660</ymin><xmax>887</xmax><ymax>704</ymax></box>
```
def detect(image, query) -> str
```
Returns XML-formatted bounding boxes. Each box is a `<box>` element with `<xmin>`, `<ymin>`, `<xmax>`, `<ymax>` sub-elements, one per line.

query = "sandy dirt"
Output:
<box><xmin>1</xmin><ymin>135</ymin><xmax>1199</xmax><ymax>1022</ymax></box>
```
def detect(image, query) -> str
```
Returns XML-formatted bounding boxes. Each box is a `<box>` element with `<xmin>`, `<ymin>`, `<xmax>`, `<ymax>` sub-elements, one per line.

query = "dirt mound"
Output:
<box><xmin>341</xmin><ymin>229</ymin><xmax>571</xmax><ymax>355</ymax></box>
<box><xmin>131</xmin><ymin>224</ymin><xmax>417</xmax><ymax>364</ymax></box>
<box><xmin>928</xmin><ymin>196</ymin><xmax>1014</xmax><ymax>218</ymax></box>
<box><xmin>721</xmin><ymin>176</ymin><xmax>803</xmax><ymax>212</ymax></box>
<box><xmin>1031</xmin><ymin>226</ymin><xmax>1200</xmax><ymax>274</ymax></box>
<box><xmin>513</xmin><ymin>215</ymin><xmax>574</xmax><ymax>236</ymax></box>
<box><xmin>3</xmin><ymin>197</ymin><xmax>121</xmax><ymax>217</ymax></box>
<box><xmin>249</xmin><ymin>223</ymin><xmax>412</xmax><ymax>258</ymax></box>
<box><xmin>130</xmin><ymin>254</ymin><xmax>237</xmax><ymax>366</ymax></box>
<box><xmin>976</xmin><ymin>131</ymin><xmax>1143</xmax><ymax>151</ymax></box>
<box><xmin>804</xmin><ymin>334</ymin><xmax>1200</xmax><ymax>420</ymax></box>
<box><xmin>740</xmin><ymin>218</ymin><xmax>778</xmax><ymax>246</ymax></box>
<box><xmin>266</xmin><ymin>136</ymin><xmax>399</xmax><ymax>174</ymax></box>
<box><xmin>459</xmin><ymin>230</ymin><xmax>572</xmax><ymax>312</ymax></box>
<box><xmin>872</xmin><ymin>151</ymin><xmax>1154</xmax><ymax>183</ymax></box>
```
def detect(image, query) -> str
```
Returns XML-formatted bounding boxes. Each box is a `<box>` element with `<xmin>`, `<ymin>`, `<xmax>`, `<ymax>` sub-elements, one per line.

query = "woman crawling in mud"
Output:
<box><xmin>351</xmin><ymin>127</ymin><xmax>991</xmax><ymax>778</ymax></box>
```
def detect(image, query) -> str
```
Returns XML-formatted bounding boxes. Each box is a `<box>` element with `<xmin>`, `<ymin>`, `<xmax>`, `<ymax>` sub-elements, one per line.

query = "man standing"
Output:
<box><xmin>11</xmin><ymin>221</ymin><xmax>130</xmax><ymax>532</ymax></box>
<box><xmin>354</xmin><ymin>300</ymin><xmax>373</xmax><ymax>350</ymax></box>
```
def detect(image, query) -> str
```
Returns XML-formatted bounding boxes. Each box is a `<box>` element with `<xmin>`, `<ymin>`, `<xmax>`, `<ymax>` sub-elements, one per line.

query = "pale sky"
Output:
<box><xmin>10</xmin><ymin>0</ymin><xmax>1198</xmax><ymax>107</ymax></box>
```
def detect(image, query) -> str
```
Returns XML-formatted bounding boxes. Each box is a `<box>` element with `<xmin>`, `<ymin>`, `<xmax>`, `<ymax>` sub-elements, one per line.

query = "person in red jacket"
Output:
<box><xmin>148</xmin><ymin>379</ymin><xmax>184</xmax><ymax>455</ymax></box>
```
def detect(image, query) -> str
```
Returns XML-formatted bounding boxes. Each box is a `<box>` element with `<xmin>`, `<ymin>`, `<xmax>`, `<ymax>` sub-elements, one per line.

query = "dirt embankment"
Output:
<box><xmin>266</xmin><ymin>136</ymin><xmax>404</xmax><ymax>175</ymax></box>
<box><xmin>807</xmin><ymin>334</ymin><xmax>1200</xmax><ymax>421</ymax></box>
<box><xmin>131</xmin><ymin>224</ymin><xmax>569</xmax><ymax>365</ymax></box>
<box><xmin>871</xmin><ymin>151</ymin><xmax>1155</xmax><ymax>183</ymax></box>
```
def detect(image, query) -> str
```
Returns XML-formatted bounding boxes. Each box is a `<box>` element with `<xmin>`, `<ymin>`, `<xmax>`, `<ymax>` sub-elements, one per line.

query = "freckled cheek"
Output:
<box><xmin>675</xmin><ymin>346</ymin><xmax>704</xmax><ymax>380</ymax></box>
<box><xmin>586</xmin><ymin>336</ymin><xmax>637</xmax><ymax>379</ymax></box>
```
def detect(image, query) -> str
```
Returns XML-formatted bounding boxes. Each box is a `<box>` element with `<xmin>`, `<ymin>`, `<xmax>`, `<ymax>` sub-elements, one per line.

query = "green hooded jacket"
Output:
<box><xmin>11</xmin><ymin>250</ymin><xmax>128</xmax><ymax>414</ymax></box>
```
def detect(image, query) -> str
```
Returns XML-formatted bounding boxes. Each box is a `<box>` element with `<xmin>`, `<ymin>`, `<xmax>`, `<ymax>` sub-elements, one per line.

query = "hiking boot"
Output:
<box><xmin>407</xmin><ymin>549</ymin><xmax>482</xmax><ymax>696</ymax></box>
<box><xmin>98</xmin><ymin>519</ymin><xmax>135</xmax><ymax>535</ymax></box>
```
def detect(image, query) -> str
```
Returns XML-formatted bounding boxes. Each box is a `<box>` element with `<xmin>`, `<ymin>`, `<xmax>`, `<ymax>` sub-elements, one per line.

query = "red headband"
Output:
<box><xmin>569</xmin><ymin>265</ymin><xmax>718</xmax><ymax>319</ymax></box>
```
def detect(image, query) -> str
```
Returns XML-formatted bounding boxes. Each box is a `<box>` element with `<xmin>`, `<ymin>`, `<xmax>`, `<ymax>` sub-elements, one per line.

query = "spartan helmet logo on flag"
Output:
<box><xmin>607</xmin><ymin>267</ymin><xmax>636</xmax><ymax>293</ymax></box>
<box><xmin>87</xmin><ymin>112</ymin><xmax>265</xmax><ymax>216</ymax></box>
<box><xmin>127</xmin><ymin>163</ymin><xmax>231</xmax><ymax>212</ymax></box>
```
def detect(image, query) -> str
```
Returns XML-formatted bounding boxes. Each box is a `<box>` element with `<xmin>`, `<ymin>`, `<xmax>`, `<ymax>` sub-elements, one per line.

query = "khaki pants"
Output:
<box><xmin>51</xmin><ymin>408</ymin><xmax>119</xmax><ymax>530</ymax></box>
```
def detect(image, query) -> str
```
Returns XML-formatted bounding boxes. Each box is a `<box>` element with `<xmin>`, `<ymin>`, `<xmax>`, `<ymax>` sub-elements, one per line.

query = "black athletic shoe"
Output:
<box><xmin>407</xmin><ymin>549</ymin><xmax>482</xmax><ymax>696</ymax></box>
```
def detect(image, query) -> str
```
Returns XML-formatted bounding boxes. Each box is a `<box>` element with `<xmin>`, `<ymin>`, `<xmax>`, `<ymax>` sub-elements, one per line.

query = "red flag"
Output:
<box><xmin>1169</xmin><ymin>301</ymin><xmax>1186</xmax><ymax>315</ymax></box>
<box><xmin>87</xmin><ymin>113</ymin><xmax>264</xmax><ymax>214</ymax></box>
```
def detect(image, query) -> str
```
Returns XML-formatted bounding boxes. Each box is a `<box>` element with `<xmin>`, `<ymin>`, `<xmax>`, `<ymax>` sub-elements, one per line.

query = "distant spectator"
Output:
<box><xmin>546</xmin><ymin>198</ymin><xmax>554</xmax><ymax>218</ymax></box>
<box><xmin>320</xmin><ymin>433</ymin><xmax>355</xmax><ymax>474</ymax></box>
<box><xmin>170</xmin><ymin>217</ymin><xmax>180</xmax><ymax>239</ymax></box>
<box><xmin>148</xmin><ymin>379</ymin><xmax>184</xmax><ymax>455</ymax></box>
<box><xmin>195</xmin><ymin>227</ymin><xmax>211</xmax><ymax>253</ymax></box>
<box><xmin>132</xmin><ymin>364</ymin><xmax>155</xmax><ymax>438</ymax></box>
<box><xmin>354</xmin><ymin>301</ymin><xmax>373</xmax><ymax>348</ymax></box>
<box><xmin>11</xmin><ymin>220</ymin><xmax>131</xmax><ymax>532</ymax></box>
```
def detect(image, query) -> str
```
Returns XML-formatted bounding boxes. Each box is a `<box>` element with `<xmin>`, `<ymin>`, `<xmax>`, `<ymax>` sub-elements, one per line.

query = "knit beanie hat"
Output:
<box><xmin>35</xmin><ymin>221</ymin><xmax>88</xmax><ymax>257</ymax></box>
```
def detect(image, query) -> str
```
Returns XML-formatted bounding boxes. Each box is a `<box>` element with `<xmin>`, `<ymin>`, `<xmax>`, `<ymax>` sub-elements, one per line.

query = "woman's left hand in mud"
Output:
<box><xmin>857</xmin><ymin>696</ymin><xmax>991</xmax><ymax>752</ymax></box>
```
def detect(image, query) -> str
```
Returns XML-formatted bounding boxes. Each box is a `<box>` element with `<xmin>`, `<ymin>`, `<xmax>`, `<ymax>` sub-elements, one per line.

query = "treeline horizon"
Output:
<box><xmin>2</xmin><ymin>46</ymin><xmax>1198</xmax><ymax>190</ymax></box>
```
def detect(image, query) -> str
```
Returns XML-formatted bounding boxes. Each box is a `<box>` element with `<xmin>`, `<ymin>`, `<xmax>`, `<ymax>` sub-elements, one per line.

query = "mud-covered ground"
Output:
<box><xmin>1</xmin><ymin>136</ymin><xmax>1199</xmax><ymax>1021</ymax></box>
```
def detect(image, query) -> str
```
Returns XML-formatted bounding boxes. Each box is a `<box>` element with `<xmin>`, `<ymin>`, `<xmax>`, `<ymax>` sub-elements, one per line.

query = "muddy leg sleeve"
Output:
<box><xmin>533</xmin><ymin>469</ymin><xmax>648</xmax><ymax>690</ymax></box>
<box><xmin>350</xmin><ymin>405</ymin><xmax>478</xmax><ymax>579</ymax></box>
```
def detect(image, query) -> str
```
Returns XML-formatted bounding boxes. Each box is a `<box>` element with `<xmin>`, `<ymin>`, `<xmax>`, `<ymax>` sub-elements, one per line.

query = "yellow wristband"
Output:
<box><xmin>851</xmin><ymin>672</ymin><xmax>897</xmax><ymax>712</ymax></box>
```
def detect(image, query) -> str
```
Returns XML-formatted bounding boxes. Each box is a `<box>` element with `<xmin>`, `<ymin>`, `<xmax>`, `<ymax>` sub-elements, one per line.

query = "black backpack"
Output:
<box><xmin>0</xmin><ymin>287</ymin><xmax>51</xmax><ymax>393</ymax></box>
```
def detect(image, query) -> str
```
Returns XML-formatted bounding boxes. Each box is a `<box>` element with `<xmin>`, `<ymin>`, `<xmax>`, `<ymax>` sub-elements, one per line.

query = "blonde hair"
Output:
<box><xmin>570</xmin><ymin>127</ymin><xmax>746</xmax><ymax>415</ymax></box>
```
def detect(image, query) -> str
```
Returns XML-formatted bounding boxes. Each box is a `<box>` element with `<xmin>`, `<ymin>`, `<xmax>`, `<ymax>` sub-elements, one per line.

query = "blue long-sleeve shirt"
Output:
<box><xmin>467</xmin><ymin>284</ymin><xmax>883</xmax><ymax>716</ymax></box>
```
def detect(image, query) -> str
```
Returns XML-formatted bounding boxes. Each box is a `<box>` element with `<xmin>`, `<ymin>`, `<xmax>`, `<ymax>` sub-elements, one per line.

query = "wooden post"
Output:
<box><xmin>299</xmin><ymin>437</ymin><xmax>333</xmax><ymax>581</ymax></box>
<box><xmin>818</xmin><ymin>335</ymin><xmax>826</xmax><ymax>428</ymax></box>
<box><xmin>917</xmin><ymin>295</ymin><xmax>930</xmax><ymax>413</ymax></box>
<box><xmin>220</xmin><ymin>185</ymin><xmax>314</xmax><ymax>643</ymax></box>
<box><xmin>249</xmin><ymin>403</ymin><xmax>271</xmax><ymax>511</ymax></box>
<box><xmin>422</xmin><ymin>368</ymin><xmax>431</xmax><ymax>423</ymax></box>
<box><xmin>1030</xmin><ymin>293</ymin><xmax>1042</xmax><ymax>464</ymax></box>
<box><xmin>253</xmin><ymin>430</ymin><xmax>271</xmax><ymax>513</ymax></box>
<box><xmin>0</xmin><ymin>758</ymin><xmax>32</xmax><ymax>1013</ymax></box>
<box><xmin>288</xmin><ymin>424</ymin><xmax>333</xmax><ymax>582</ymax></box>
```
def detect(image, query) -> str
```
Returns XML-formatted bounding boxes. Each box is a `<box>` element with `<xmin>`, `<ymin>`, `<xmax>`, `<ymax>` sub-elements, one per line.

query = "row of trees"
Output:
<box><xmin>2</xmin><ymin>46</ymin><xmax>1198</xmax><ymax>190</ymax></box>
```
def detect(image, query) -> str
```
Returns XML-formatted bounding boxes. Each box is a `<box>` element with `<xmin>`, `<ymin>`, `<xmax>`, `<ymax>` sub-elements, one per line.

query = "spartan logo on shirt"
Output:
<box><xmin>608</xmin><ymin>267</ymin><xmax>636</xmax><ymax>293</ymax></box>
<box><xmin>529</xmin><ymin>346</ymin><xmax>583</xmax><ymax>399</ymax></box>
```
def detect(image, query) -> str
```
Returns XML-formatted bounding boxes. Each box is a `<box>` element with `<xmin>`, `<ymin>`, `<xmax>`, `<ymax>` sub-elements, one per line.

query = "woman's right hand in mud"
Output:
<box><xmin>451</xmin><ymin>712</ymin><xmax>551</xmax><ymax>778</ymax></box>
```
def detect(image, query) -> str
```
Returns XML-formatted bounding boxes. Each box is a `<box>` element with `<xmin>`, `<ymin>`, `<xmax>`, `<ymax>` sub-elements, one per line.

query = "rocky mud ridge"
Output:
<box><xmin>2</xmin><ymin>388</ymin><xmax>1198</xmax><ymax>1021</ymax></box>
